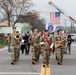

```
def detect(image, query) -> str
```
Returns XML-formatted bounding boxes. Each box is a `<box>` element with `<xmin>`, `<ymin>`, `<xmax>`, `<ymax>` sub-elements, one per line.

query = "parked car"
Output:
<box><xmin>70</xmin><ymin>34</ymin><xmax>76</xmax><ymax>42</ymax></box>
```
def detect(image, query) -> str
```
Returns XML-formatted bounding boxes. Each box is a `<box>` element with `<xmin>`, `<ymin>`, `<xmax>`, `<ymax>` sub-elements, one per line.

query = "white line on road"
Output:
<box><xmin>0</xmin><ymin>72</ymin><xmax>39</xmax><ymax>75</ymax></box>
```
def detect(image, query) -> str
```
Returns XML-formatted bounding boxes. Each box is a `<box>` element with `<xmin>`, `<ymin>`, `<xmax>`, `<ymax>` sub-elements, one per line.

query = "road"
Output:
<box><xmin>0</xmin><ymin>43</ymin><xmax>76</xmax><ymax>75</ymax></box>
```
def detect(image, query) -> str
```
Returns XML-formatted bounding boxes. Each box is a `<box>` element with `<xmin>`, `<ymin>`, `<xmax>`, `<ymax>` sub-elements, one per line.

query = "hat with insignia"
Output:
<box><xmin>12</xmin><ymin>27</ymin><xmax>16</xmax><ymax>29</ymax></box>
<box><xmin>57</xmin><ymin>29</ymin><xmax>62</xmax><ymax>32</ymax></box>
<box><xmin>44</xmin><ymin>30</ymin><xmax>48</xmax><ymax>32</ymax></box>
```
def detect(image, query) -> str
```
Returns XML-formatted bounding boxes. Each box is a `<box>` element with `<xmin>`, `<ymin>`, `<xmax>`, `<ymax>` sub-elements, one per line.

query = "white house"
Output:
<box><xmin>0</xmin><ymin>23</ymin><xmax>32</xmax><ymax>33</ymax></box>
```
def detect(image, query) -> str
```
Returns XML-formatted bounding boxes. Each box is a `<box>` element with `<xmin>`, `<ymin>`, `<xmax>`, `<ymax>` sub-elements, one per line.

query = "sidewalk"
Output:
<box><xmin>0</xmin><ymin>46</ymin><xmax>7</xmax><ymax>51</ymax></box>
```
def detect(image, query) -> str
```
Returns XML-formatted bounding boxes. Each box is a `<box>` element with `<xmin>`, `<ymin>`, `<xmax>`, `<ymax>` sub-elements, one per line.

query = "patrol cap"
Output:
<box><xmin>44</xmin><ymin>30</ymin><xmax>48</xmax><ymax>32</ymax></box>
<box><xmin>12</xmin><ymin>27</ymin><xmax>16</xmax><ymax>29</ymax></box>
<box><xmin>57</xmin><ymin>29</ymin><xmax>62</xmax><ymax>32</ymax></box>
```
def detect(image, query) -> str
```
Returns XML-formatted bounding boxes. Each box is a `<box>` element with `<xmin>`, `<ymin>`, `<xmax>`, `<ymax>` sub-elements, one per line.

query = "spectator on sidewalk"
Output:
<box><xmin>66</xmin><ymin>31</ymin><xmax>72</xmax><ymax>54</ymax></box>
<box><xmin>0</xmin><ymin>34</ymin><xmax>4</xmax><ymax>43</ymax></box>
<box><xmin>21</xmin><ymin>33</ymin><xmax>25</xmax><ymax>54</ymax></box>
<box><xmin>7</xmin><ymin>33</ymin><xmax>11</xmax><ymax>54</ymax></box>
<box><xmin>24</xmin><ymin>31</ymin><xmax>30</xmax><ymax>55</ymax></box>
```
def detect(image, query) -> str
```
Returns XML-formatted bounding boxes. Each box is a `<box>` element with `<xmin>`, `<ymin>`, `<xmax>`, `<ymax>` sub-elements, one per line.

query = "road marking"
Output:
<box><xmin>40</xmin><ymin>64</ymin><xmax>51</xmax><ymax>75</ymax></box>
<box><xmin>0</xmin><ymin>72</ymin><xmax>39</xmax><ymax>74</ymax></box>
<box><xmin>40</xmin><ymin>64</ymin><xmax>45</xmax><ymax>75</ymax></box>
<box><xmin>46</xmin><ymin>65</ymin><xmax>50</xmax><ymax>75</ymax></box>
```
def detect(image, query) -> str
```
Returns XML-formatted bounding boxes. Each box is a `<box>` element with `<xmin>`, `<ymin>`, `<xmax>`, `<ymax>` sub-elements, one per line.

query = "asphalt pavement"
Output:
<box><xmin>0</xmin><ymin>43</ymin><xmax>76</xmax><ymax>75</ymax></box>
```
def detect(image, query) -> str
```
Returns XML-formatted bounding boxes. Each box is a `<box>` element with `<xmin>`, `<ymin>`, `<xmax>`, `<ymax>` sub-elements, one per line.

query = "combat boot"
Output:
<box><xmin>32</xmin><ymin>58</ymin><xmax>35</xmax><ymax>65</ymax></box>
<box><xmin>43</xmin><ymin>61</ymin><xmax>46</xmax><ymax>67</ymax></box>
<box><xmin>58</xmin><ymin>61</ymin><xmax>62</xmax><ymax>65</ymax></box>
<box><xmin>60</xmin><ymin>61</ymin><xmax>62</xmax><ymax>65</ymax></box>
<box><xmin>43</xmin><ymin>64</ymin><xmax>46</xmax><ymax>67</ymax></box>
<box><xmin>11</xmin><ymin>61</ymin><xmax>15</xmax><ymax>65</ymax></box>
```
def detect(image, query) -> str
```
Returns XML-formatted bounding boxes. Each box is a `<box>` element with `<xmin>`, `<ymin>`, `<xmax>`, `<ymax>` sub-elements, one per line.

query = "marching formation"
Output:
<box><xmin>8</xmin><ymin>27</ymin><xmax>71</xmax><ymax>67</ymax></box>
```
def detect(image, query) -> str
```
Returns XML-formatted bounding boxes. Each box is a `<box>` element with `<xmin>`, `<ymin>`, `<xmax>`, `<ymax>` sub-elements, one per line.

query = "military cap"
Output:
<box><xmin>57</xmin><ymin>29</ymin><xmax>62</xmax><ymax>32</ymax></box>
<box><xmin>12</xmin><ymin>27</ymin><xmax>16</xmax><ymax>29</ymax></box>
<box><xmin>44</xmin><ymin>30</ymin><xmax>48</xmax><ymax>32</ymax></box>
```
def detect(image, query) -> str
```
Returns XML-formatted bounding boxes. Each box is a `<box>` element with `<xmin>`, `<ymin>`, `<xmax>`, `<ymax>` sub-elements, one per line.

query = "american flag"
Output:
<box><xmin>50</xmin><ymin>12</ymin><xmax>60</xmax><ymax>24</ymax></box>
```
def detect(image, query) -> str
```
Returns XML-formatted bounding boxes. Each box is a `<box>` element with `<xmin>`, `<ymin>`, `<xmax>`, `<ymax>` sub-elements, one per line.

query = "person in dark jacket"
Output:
<box><xmin>24</xmin><ymin>31</ymin><xmax>30</xmax><ymax>55</ymax></box>
<box><xmin>21</xmin><ymin>33</ymin><xmax>25</xmax><ymax>54</ymax></box>
<box><xmin>7</xmin><ymin>33</ymin><xmax>11</xmax><ymax>54</ymax></box>
<box><xmin>66</xmin><ymin>31</ymin><xmax>72</xmax><ymax>54</ymax></box>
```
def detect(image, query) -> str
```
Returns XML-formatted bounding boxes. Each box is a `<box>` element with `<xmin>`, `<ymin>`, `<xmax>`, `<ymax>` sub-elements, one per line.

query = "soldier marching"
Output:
<box><xmin>40</xmin><ymin>30</ymin><xmax>52</xmax><ymax>67</ymax></box>
<box><xmin>54</xmin><ymin>29</ymin><xmax>67</xmax><ymax>65</ymax></box>
<box><xmin>9</xmin><ymin>27</ymin><xmax>21</xmax><ymax>65</ymax></box>
<box><xmin>8</xmin><ymin>27</ymin><xmax>67</xmax><ymax>66</ymax></box>
<box><xmin>28</xmin><ymin>29</ymin><xmax>41</xmax><ymax>64</ymax></box>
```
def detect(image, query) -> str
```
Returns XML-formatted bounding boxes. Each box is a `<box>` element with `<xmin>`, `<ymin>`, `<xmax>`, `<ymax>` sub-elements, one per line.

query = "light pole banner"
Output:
<box><xmin>48</xmin><ymin>23</ymin><xmax>56</xmax><ymax>32</ymax></box>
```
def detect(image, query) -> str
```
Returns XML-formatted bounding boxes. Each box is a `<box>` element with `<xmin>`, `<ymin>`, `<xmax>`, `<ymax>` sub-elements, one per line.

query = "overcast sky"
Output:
<box><xmin>32</xmin><ymin>0</ymin><xmax>76</xmax><ymax>26</ymax></box>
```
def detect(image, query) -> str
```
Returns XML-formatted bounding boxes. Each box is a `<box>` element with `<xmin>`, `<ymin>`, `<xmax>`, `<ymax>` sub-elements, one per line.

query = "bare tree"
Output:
<box><xmin>35</xmin><ymin>19</ymin><xmax>46</xmax><ymax>31</ymax></box>
<box><xmin>18</xmin><ymin>10</ymin><xmax>40</xmax><ymax>29</ymax></box>
<box><xmin>0</xmin><ymin>0</ymin><xmax>33</xmax><ymax>27</ymax></box>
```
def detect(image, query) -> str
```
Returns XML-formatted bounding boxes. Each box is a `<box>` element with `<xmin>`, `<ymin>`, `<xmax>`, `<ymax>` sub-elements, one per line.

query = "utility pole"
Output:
<box><xmin>64</xmin><ymin>19</ymin><xmax>67</xmax><ymax>32</ymax></box>
<box><xmin>71</xmin><ymin>21</ymin><xmax>74</xmax><ymax>33</ymax></box>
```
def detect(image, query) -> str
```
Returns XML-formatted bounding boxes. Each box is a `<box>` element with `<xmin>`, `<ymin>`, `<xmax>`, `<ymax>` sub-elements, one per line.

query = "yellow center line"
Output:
<box><xmin>46</xmin><ymin>65</ymin><xmax>51</xmax><ymax>75</ymax></box>
<box><xmin>40</xmin><ymin>64</ymin><xmax>51</xmax><ymax>75</ymax></box>
<box><xmin>40</xmin><ymin>64</ymin><xmax>46</xmax><ymax>75</ymax></box>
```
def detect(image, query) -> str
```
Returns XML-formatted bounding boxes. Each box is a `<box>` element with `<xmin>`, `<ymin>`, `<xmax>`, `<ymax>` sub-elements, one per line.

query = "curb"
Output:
<box><xmin>0</xmin><ymin>46</ymin><xmax>7</xmax><ymax>51</ymax></box>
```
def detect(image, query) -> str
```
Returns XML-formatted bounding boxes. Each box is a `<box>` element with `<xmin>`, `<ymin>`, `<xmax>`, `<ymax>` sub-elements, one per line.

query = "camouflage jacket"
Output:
<box><xmin>28</xmin><ymin>33</ymin><xmax>40</xmax><ymax>46</ymax></box>
<box><xmin>40</xmin><ymin>35</ymin><xmax>52</xmax><ymax>50</ymax></box>
<box><xmin>54</xmin><ymin>33</ymin><xmax>67</xmax><ymax>49</ymax></box>
<box><xmin>9</xmin><ymin>33</ymin><xmax>21</xmax><ymax>47</ymax></box>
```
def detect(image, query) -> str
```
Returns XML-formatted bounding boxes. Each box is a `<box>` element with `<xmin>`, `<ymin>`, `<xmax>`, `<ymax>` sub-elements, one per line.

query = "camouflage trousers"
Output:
<box><xmin>11</xmin><ymin>47</ymin><xmax>20</xmax><ymax>62</ymax></box>
<box><xmin>55</xmin><ymin>48</ymin><xmax>64</xmax><ymax>62</ymax></box>
<box><xmin>42</xmin><ymin>49</ymin><xmax>50</xmax><ymax>65</ymax></box>
<box><xmin>31</xmin><ymin>46</ymin><xmax>40</xmax><ymax>63</ymax></box>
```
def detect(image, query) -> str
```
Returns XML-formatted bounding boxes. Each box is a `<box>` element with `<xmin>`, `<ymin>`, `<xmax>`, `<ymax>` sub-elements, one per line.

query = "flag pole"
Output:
<box><xmin>48</xmin><ymin>0</ymin><xmax>76</xmax><ymax>23</ymax></box>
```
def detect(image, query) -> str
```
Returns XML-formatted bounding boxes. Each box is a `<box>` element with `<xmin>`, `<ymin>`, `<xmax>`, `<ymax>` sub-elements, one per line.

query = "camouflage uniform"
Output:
<box><xmin>10</xmin><ymin>33</ymin><xmax>21</xmax><ymax>65</ymax></box>
<box><xmin>54</xmin><ymin>33</ymin><xmax>67</xmax><ymax>65</ymax></box>
<box><xmin>40</xmin><ymin>35</ymin><xmax>52</xmax><ymax>67</ymax></box>
<box><xmin>29</xmin><ymin>33</ymin><xmax>40</xmax><ymax>64</ymax></box>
